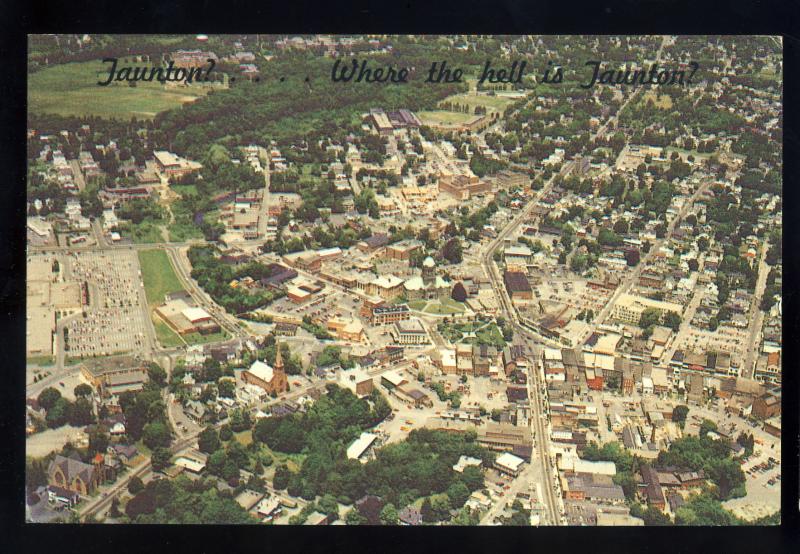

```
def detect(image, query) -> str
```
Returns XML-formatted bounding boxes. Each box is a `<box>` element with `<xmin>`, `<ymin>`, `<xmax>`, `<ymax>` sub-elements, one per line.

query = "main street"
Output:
<box><xmin>742</xmin><ymin>239</ymin><xmax>771</xmax><ymax>378</ymax></box>
<box><xmin>480</xmin><ymin>184</ymin><xmax>564</xmax><ymax>525</ymax></box>
<box><xmin>477</xmin><ymin>39</ymin><xmax>670</xmax><ymax>525</ymax></box>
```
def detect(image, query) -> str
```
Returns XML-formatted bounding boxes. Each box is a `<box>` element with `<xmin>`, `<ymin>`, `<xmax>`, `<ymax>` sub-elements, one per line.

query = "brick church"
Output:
<box><xmin>242</xmin><ymin>343</ymin><xmax>288</xmax><ymax>395</ymax></box>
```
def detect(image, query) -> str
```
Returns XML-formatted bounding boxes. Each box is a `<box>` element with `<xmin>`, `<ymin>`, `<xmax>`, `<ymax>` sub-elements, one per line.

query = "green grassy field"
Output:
<box><xmin>28</xmin><ymin>60</ymin><xmax>218</xmax><ymax>120</ymax></box>
<box><xmin>234</xmin><ymin>430</ymin><xmax>253</xmax><ymax>447</ymax></box>
<box><xmin>439</xmin><ymin>320</ymin><xmax>504</xmax><ymax>347</ymax></box>
<box><xmin>153</xmin><ymin>319</ymin><xmax>185</xmax><ymax>348</ymax></box>
<box><xmin>662</xmin><ymin>146</ymin><xmax>713</xmax><ymax>160</ymax></box>
<box><xmin>138</xmin><ymin>249</ymin><xmax>185</xmax><ymax>305</ymax></box>
<box><xmin>171</xmin><ymin>184</ymin><xmax>198</xmax><ymax>197</ymax></box>
<box><xmin>184</xmin><ymin>329</ymin><xmax>230</xmax><ymax>346</ymax></box>
<box><xmin>260</xmin><ymin>444</ymin><xmax>307</xmax><ymax>474</ymax></box>
<box><xmin>168</xmin><ymin>221</ymin><xmax>204</xmax><ymax>242</ymax></box>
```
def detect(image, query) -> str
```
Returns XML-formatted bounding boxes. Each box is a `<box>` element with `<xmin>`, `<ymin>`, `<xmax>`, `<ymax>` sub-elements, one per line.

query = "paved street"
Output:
<box><xmin>742</xmin><ymin>240</ymin><xmax>771</xmax><ymax>378</ymax></box>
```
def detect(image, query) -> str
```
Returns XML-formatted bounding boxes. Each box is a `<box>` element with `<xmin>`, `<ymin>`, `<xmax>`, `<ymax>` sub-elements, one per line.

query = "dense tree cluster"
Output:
<box><xmin>252</xmin><ymin>385</ymin><xmax>488</xmax><ymax>513</ymax></box>
<box><xmin>117</xmin><ymin>382</ymin><xmax>170</xmax><ymax>446</ymax></box>
<box><xmin>469</xmin><ymin>151</ymin><xmax>508</xmax><ymax>177</ymax></box>
<box><xmin>187</xmin><ymin>246</ymin><xmax>285</xmax><ymax>314</ymax></box>
<box><xmin>657</xmin><ymin>435</ymin><xmax>746</xmax><ymax>500</ymax></box>
<box><xmin>125</xmin><ymin>475</ymin><xmax>254</xmax><ymax>524</ymax></box>
<box><xmin>37</xmin><ymin>387</ymin><xmax>95</xmax><ymax>429</ymax></box>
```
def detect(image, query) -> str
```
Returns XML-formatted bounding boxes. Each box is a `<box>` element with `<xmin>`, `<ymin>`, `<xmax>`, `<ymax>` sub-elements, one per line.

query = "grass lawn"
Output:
<box><xmin>417</xmin><ymin>110</ymin><xmax>479</xmax><ymax>126</ymax></box>
<box><xmin>134</xmin><ymin>440</ymin><xmax>152</xmax><ymax>459</ymax></box>
<box><xmin>137</xmin><ymin>249</ymin><xmax>185</xmax><ymax>305</ymax></box>
<box><xmin>663</xmin><ymin>146</ymin><xmax>713</xmax><ymax>160</ymax></box>
<box><xmin>408</xmin><ymin>300</ymin><xmax>428</xmax><ymax>311</ymax></box>
<box><xmin>171</xmin><ymin>184</ymin><xmax>198</xmax><ymax>197</ymax></box>
<box><xmin>28</xmin><ymin>59</ymin><xmax>219</xmax><ymax>120</ymax></box>
<box><xmin>184</xmin><ymin>329</ymin><xmax>230</xmax><ymax>346</ymax></box>
<box><xmin>474</xmin><ymin>323</ymin><xmax>505</xmax><ymax>347</ymax></box>
<box><xmin>423</xmin><ymin>298</ymin><xmax>465</xmax><ymax>315</ymax></box>
<box><xmin>153</xmin><ymin>318</ymin><xmax>186</xmax><ymax>348</ymax></box>
<box><xmin>411</xmin><ymin>492</ymin><xmax>450</xmax><ymax>510</ymax></box>
<box><xmin>438</xmin><ymin>319</ymin><xmax>505</xmax><ymax>347</ymax></box>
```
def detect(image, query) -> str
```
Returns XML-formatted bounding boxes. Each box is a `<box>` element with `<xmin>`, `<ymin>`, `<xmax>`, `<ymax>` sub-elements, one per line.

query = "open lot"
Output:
<box><xmin>26</xmin><ymin>424</ymin><xmax>86</xmax><ymax>458</ymax></box>
<box><xmin>674</xmin><ymin>325</ymin><xmax>748</xmax><ymax>361</ymax></box>
<box><xmin>642</xmin><ymin>90</ymin><xmax>674</xmax><ymax>109</ymax></box>
<box><xmin>183</xmin><ymin>329</ymin><xmax>230</xmax><ymax>346</ymax></box>
<box><xmin>138</xmin><ymin>249</ymin><xmax>185</xmax><ymax>305</ymax></box>
<box><xmin>28</xmin><ymin>60</ymin><xmax>217</xmax><ymax>120</ymax></box>
<box><xmin>119</xmin><ymin>221</ymin><xmax>165</xmax><ymax>244</ymax></box>
<box><xmin>533</xmin><ymin>279</ymin><xmax>610</xmax><ymax>314</ymax></box>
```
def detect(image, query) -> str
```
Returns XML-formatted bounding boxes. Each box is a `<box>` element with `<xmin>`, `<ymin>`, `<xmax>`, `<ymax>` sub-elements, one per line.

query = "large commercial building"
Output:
<box><xmin>503</xmin><ymin>271</ymin><xmax>533</xmax><ymax>301</ymax></box>
<box><xmin>611</xmin><ymin>293</ymin><xmax>682</xmax><ymax>325</ymax></box>
<box><xmin>371</xmin><ymin>304</ymin><xmax>411</xmax><ymax>326</ymax></box>
<box><xmin>326</xmin><ymin>317</ymin><xmax>365</xmax><ymax>342</ymax></box>
<box><xmin>438</xmin><ymin>174</ymin><xmax>492</xmax><ymax>201</ymax></box>
<box><xmin>393</xmin><ymin>317</ymin><xmax>429</xmax><ymax>345</ymax></box>
<box><xmin>155</xmin><ymin>298</ymin><xmax>220</xmax><ymax>336</ymax></box>
<box><xmin>368</xmin><ymin>274</ymin><xmax>405</xmax><ymax>300</ymax></box>
<box><xmin>477</xmin><ymin>422</ymin><xmax>533</xmax><ymax>458</ymax></box>
<box><xmin>384</xmin><ymin>240</ymin><xmax>423</xmax><ymax>261</ymax></box>
<box><xmin>153</xmin><ymin>150</ymin><xmax>202</xmax><ymax>180</ymax></box>
<box><xmin>80</xmin><ymin>355</ymin><xmax>149</xmax><ymax>396</ymax></box>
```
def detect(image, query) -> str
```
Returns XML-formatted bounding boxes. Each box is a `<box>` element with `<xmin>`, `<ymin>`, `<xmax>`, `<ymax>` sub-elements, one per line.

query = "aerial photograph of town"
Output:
<box><xmin>25</xmin><ymin>34</ymin><xmax>782</xmax><ymax>526</ymax></box>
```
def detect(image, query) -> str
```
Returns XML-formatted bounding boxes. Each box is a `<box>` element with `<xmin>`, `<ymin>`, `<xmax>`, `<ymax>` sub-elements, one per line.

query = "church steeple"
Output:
<box><xmin>275</xmin><ymin>343</ymin><xmax>285</xmax><ymax>373</ymax></box>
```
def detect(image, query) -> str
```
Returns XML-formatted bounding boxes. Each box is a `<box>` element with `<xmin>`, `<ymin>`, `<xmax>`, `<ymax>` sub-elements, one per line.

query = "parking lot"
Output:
<box><xmin>268</xmin><ymin>288</ymin><xmax>361</xmax><ymax>325</ymax></box>
<box><xmin>374</xmin><ymin>387</ymin><xmax>446</xmax><ymax>445</ymax></box>
<box><xmin>675</xmin><ymin>326</ymin><xmax>748</xmax><ymax>360</ymax></box>
<box><xmin>435</xmin><ymin>374</ymin><xmax>510</xmax><ymax>412</ymax></box>
<box><xmin>724</xmin><ymin>449</ymin><xmax>781</xmax><ymax>520</ymax></box>
<box><xmin>63</xmin><ymin>251</ymin><xmax>150</xmax><ymax>358</ymax></box>
<box><xmin>533</xmin><ymin>279</ymin><xmax>610</xmax><ymax>314</ymax></box>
